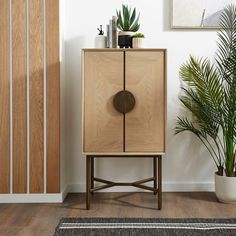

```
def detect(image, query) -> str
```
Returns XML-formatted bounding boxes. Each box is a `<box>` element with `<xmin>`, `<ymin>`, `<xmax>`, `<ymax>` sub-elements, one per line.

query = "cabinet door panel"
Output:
<box><xmin>125</xmin><ymin>51</ymin><xmax>166</xmax><ymax>152</ymax></box>
<box><xmin>84</xmin><ymin>52</ymin><xmax>124</xmax><ymax>153</ymax></box>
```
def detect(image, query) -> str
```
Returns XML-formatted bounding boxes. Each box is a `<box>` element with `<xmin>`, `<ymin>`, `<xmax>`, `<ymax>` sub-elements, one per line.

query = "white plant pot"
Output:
<box><xmin>118</xmin><ymin>31</ymin><xmax>133</xmax><ymax>37</ymax></box>
<box><xmin>215</xmin><ymin>172</ymin><xmax>236</xmax><ymax>203</ymax></box>
<box><xmin>132</xmin><ymin>38</ymin><xmax>145</xmax><ymax>48</ymax></box>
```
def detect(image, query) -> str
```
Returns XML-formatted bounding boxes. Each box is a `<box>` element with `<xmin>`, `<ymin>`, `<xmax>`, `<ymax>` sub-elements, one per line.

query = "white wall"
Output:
<box><xmin>64</xmin><ymin>0</ymin><xmax>218</xmax><ymax>192</ymax></box>
<box><xmin>60</xmin><ymin>0</ymin><xmax>67</xmax><ymax>194</ymax></box>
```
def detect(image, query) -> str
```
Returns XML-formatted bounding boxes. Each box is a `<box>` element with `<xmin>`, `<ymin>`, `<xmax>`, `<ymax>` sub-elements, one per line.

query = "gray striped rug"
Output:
<box><xmin>54</xmin><ymin>218</ymin><xmax>236</xmax><ymax>236</ymax></box>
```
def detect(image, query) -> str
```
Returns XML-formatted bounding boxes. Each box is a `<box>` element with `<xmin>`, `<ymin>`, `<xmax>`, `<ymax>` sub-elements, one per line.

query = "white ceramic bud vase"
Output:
<box><xmin>95</xmin><ymin>35</ymin><xmax>107</xmax><ymax>48</ymax></box>
<box><xmin>132</xmin><ymin>37</ymin><xmax>145</xmax><ymax>48</ymax></box>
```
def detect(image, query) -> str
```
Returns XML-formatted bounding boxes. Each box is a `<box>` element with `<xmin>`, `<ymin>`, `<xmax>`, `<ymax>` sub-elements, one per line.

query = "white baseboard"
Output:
<box><xmin>68</xmin><ymin>182</ymin><xmax>215</xmax><ymax>193</ymax></box>
<box><xmin>0</xmin><ymin>186</ymin><xmax>70</xmax><ymax>203</ymax></box>
<box><xmin>62</xmin><ymin>185</ymin><xmax>70</xmax><ymax>200</ymax></box>
<box><xmin>0</xmin><ymin>182</ymin><xmax>214</xmax><ymax>203</ymax></box>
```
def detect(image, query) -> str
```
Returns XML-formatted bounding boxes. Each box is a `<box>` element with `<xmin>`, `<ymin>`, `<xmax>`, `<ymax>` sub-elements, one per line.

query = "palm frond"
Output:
<box><xmin>175</xmin><ymin>117</ymin><xmax>221</xmax><ymax>167</ymax></box>
<box><xmin>216</xmin><ymin>5</ymin><xmax>236</xmax><ymax>82</ymax></box>
<box><xmin>175</xmin><ymin>5</ymin><xmax>236</xmax><ymax>176</ymax></box>
<box><xmin>180</xmin><ymin>56</ymin><xmax>223</xmax><ymax>112</ymax></box>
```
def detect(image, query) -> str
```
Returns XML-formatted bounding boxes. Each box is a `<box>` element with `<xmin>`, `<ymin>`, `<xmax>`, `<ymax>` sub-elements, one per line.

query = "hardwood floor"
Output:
<box><xmin>0</xmin><ymin>192</ymin><xmax>236</xmax><ymax>236</ymax></box>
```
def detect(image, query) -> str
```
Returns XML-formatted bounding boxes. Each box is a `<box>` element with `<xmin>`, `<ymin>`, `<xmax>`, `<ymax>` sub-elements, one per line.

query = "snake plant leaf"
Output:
<box><xmin>130</xmin><ymin>8</ymin><xmax>136</xmax><ymax>26</ymax></box>
<box><xmin>122</xmin><ymin>5</ymin><xmax>129</xmax><ymax>30</ymax></box>
<box><xmin>128</xmin><ymin>6</ymin><xmax>131</xmax><ymax>20</ymax></box>
<box><xmin>116</xmin><ymin>5</ymin><xmax>140</xmax><ymax>32</ymax></box>
<box><xmin>130</xmin><ymin>23</ymin><xmax>140</xmax><ymax>32</ymax></box>
<box><xmin>116</xmin><ymin>10</ymin><xmax>123</xmax><ymax>31</ymax></box>
<box><xmin>130</xmin><ymin>13</ymin><xmax>140</xmax><ymax>32</ymax></box>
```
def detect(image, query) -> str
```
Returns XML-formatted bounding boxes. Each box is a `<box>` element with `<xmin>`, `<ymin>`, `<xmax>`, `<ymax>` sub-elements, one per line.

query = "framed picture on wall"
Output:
<box><xmin>171</xmin><ymin>0</ymin><xmax>236</xmax><ymax>28</ymax></box>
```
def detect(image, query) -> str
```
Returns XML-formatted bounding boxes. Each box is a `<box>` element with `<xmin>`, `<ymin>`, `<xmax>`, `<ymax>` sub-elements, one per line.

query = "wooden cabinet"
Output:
<box><xmin>82</xmin><ymin>49</ymin><xmax>166</xmax><ymax>155</ymax></box>
<box><xmin>82</xmin><ymin>49</ymin><xmax>166</xmax><ymax>210</ymax></box>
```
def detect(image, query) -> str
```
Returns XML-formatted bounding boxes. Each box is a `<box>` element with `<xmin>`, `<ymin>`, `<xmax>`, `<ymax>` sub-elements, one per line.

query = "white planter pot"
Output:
<box><xmin>118</xmin><ymin>31</ymin><xmax>134</xmax><ymax>37</ymax></box>
<box><xmin>132</xmin><ymin>38</ymin><xmax>145</xmax><ymax>48</ymax></box>
<box><xmin>215</xmin><ymin>172</ymin><xmax>236</xmax><ymax>203</ymax></box>
<box><xmin>95</xmin><ymin>35</ymin><xmax>107</xmax><ymax>48</ymax></box>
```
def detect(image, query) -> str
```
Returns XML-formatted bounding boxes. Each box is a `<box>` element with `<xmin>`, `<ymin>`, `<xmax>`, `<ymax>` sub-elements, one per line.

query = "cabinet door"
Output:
<box><xmin>125</xmin><ymin>51</ymin><xmax>166</xmax><ymax>152</ymax></box>
<box><xmin>83</xmin><ymin>52</ymin><xmax>124</xmax><ymax>153</ymax></box>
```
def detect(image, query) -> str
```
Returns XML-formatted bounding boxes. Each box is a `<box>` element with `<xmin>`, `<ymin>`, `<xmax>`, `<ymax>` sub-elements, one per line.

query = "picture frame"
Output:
<box><xmin>171</xmin><ymin>0</ymin><xmax>236</xmax><ymax>29</ymax></box>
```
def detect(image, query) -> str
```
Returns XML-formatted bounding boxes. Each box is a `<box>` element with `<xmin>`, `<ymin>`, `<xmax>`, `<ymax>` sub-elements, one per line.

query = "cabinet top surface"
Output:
<box><xmin>82</xmin><ymin>48</ymin><xmax>167</xmax><ymax>52</ymax></box>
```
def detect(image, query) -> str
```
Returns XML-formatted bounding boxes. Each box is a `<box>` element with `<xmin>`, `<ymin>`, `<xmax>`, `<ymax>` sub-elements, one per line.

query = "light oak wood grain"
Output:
<box><xmin>1</xmin><ymin>193</ymin><xmax>236</xmax><ymax>235</ymax></box>
<box><xmin>125</xmin><ymin>51</ymin><xmax>166</xmax><ymax>152</ymax></box>
<box><xmin>29</xmin><ymin>0</ymin><xmax>44</xmax><ymax>193</ymax></box>
<box><xmin>83</xmin><ymin>52</ymin><xmax>124</xmax><ymax>153</ymax></box>
<box><xmin>83</xmin><ymin>152</ymin><xmax>165</xmax><ymax>156</ymax></box>
<box><xmin>12</xmin><ymin>0</ymin><xmax>27</xmax><ymax>193</ymax></box>
<box><xmin>0</xmin><ymin>0</ymin><xmax>10</xmax><ymax>193</ymax></box>
<box><xmin>46</xmin><ymin>0</ymin><xmax>60</xmax><ymax>193</ymax></box>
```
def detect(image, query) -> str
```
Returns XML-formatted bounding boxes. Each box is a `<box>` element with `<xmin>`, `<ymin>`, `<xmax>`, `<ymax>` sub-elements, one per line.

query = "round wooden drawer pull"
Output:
<box><xmin>113</xmin><ymin>90</ymin><xmax>135</xmax><ymax>114</ymax></box>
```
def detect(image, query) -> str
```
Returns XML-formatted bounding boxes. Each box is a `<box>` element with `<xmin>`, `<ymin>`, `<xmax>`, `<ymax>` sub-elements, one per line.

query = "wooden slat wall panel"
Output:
<box><xmin>29</xmin><ymin>0</ymin><xmax>44</xmax><ymax>193</ymax></box>
<box><xmin>12</xmin><ymin>0</ymin><xmax>27</xmax><ymax>193</ymax></box>
<box><xmin>46</xmin><ymin>0</ymin><xmax>60</xmax><ymax>193</ymax></box>
<box><xmin>0</xmin><ymin>0</ymin><xmax>60</xmax><ymax>195</ymax></box>
<box><xmin>0</xmin><ymin>0</ymin><xmax>10</xmax><ymax>193</ymax></box>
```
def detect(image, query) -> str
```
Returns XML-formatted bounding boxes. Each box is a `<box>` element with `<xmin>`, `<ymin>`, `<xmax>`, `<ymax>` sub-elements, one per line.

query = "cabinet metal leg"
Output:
<box><xmin>91</xmin><ymin>157</ymin><xmax>94</xmax><ymax>195</ymax></box>
<box><xmin>153</xmin><ymin>157</ymin><xmax>157</xmax><ymax>195</ymax></box>
<box><xmin>158</xmin><ymin>155</ymin><xmax>162</xmax><ymax>210</ymax></box>
<box><xmin>86</xmin><ymin>156</ymin><xmax>91</xmax><ymax>210</ymax></box>
<box><xmin>86</xmin><ymin>155</ymin><xmax>162</xmax><ymax>210</ymax></box>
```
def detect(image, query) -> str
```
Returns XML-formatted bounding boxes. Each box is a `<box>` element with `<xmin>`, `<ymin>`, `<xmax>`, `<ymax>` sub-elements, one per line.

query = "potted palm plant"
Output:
<box><xmin>116</xmin><ymin>4</ymin><xmax>140</xmax><ymax>48</ymax></box>
<box><xmin>175</xmin><ymin>5</ymin><xmax>236</xmax><ymax>203</ymax></box>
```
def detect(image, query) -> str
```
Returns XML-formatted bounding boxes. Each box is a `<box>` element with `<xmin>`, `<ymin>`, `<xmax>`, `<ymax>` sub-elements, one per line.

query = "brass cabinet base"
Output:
<box><xmin>86</xmin><ymin>155</ymin><xmax>162</xmax><ymax>210</ymax></box>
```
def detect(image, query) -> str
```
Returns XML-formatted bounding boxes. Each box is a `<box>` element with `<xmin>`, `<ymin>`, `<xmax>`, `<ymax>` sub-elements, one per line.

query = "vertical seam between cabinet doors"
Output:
<box><xmin>26</xmin><ymin>0</ymin><xmax>30</xmax><ymax>193</ymax></box>
<box><xmin>123</xmin><ymin>51</ymin><xmax>125</xmax><ymax>152</ymax></box>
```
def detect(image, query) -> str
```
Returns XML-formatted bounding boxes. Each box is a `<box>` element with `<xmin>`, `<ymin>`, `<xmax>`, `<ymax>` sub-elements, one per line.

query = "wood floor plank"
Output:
<box><xmin>1</xmin><ymin>192</ymin><xmax>236</xmax><ymax>235</ymax></box>
<box><xmin>46</xmin><ymin>0</ymin><xmax>60</xmax><ymax>193</ymax></box>
<box><xmin>12</xmin><ymin>0</ymin><xmax>27</xmax><ymax>193</ymax></box>
<box><xmin>0</xmin><ymin>0</ymin><xmax>10</xmax><ymax>193</ymax></box>
<box><xmin>29</xmin><ymin>0</ymin><xmax>44</xmax><ymax>193</ymax></box>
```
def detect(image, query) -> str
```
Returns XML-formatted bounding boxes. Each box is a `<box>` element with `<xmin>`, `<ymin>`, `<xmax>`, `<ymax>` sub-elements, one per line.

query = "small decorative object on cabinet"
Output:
<box><xmin>95</xmin><ymin>25</ymin><xmax>107</xmax><ymax>48</ymax></box>
<box><xmin>82</xmin><ymin>48</ymin><xmax>167</xmax><ymax>210</ymax></box>
<box><xmin>107</xmin><ymin>16</ymin><xmax>117</xmax><ymax>48</ymax></box>
<box><xmin>116</xmin><ymin>5</ymin><xmax>140</xmax><ymax>48</ymax></box>
<box><xmin>132</xmin><ymin>33</ymin><xmax>145</xmax><ymax>48</ymax></box>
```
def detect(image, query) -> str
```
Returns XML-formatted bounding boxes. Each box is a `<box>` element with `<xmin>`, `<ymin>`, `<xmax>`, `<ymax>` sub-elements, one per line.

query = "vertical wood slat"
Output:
<box><xmin>0</xmin><ymin>0</ymin><xmax>10</xmax><ymax>193</ymax></box>
<box><xmin>12</xmin><ymin>0</ymin><xmax>27</xmax><ymax>193</ymax></box>
<box><xmin>29</xmin><ymin>0</ymin><xmax>44</xmax><ymax>193</ymax></box>
<box><xmin>46</xmin><ymin>0</ymin><xmax>60</xmax><ymax>193</ymax></box>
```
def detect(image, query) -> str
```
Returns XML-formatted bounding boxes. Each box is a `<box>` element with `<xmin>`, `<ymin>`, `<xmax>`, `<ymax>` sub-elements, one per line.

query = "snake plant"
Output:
<box><xmin>175</xmin><ymin>5</ymin><xmax>236</xmax><ymax>177</ymax></box>
<box><xmin>116</xmin><ymin>5</ymin><xmax>140</xmax><ymax>32</ymax></box>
